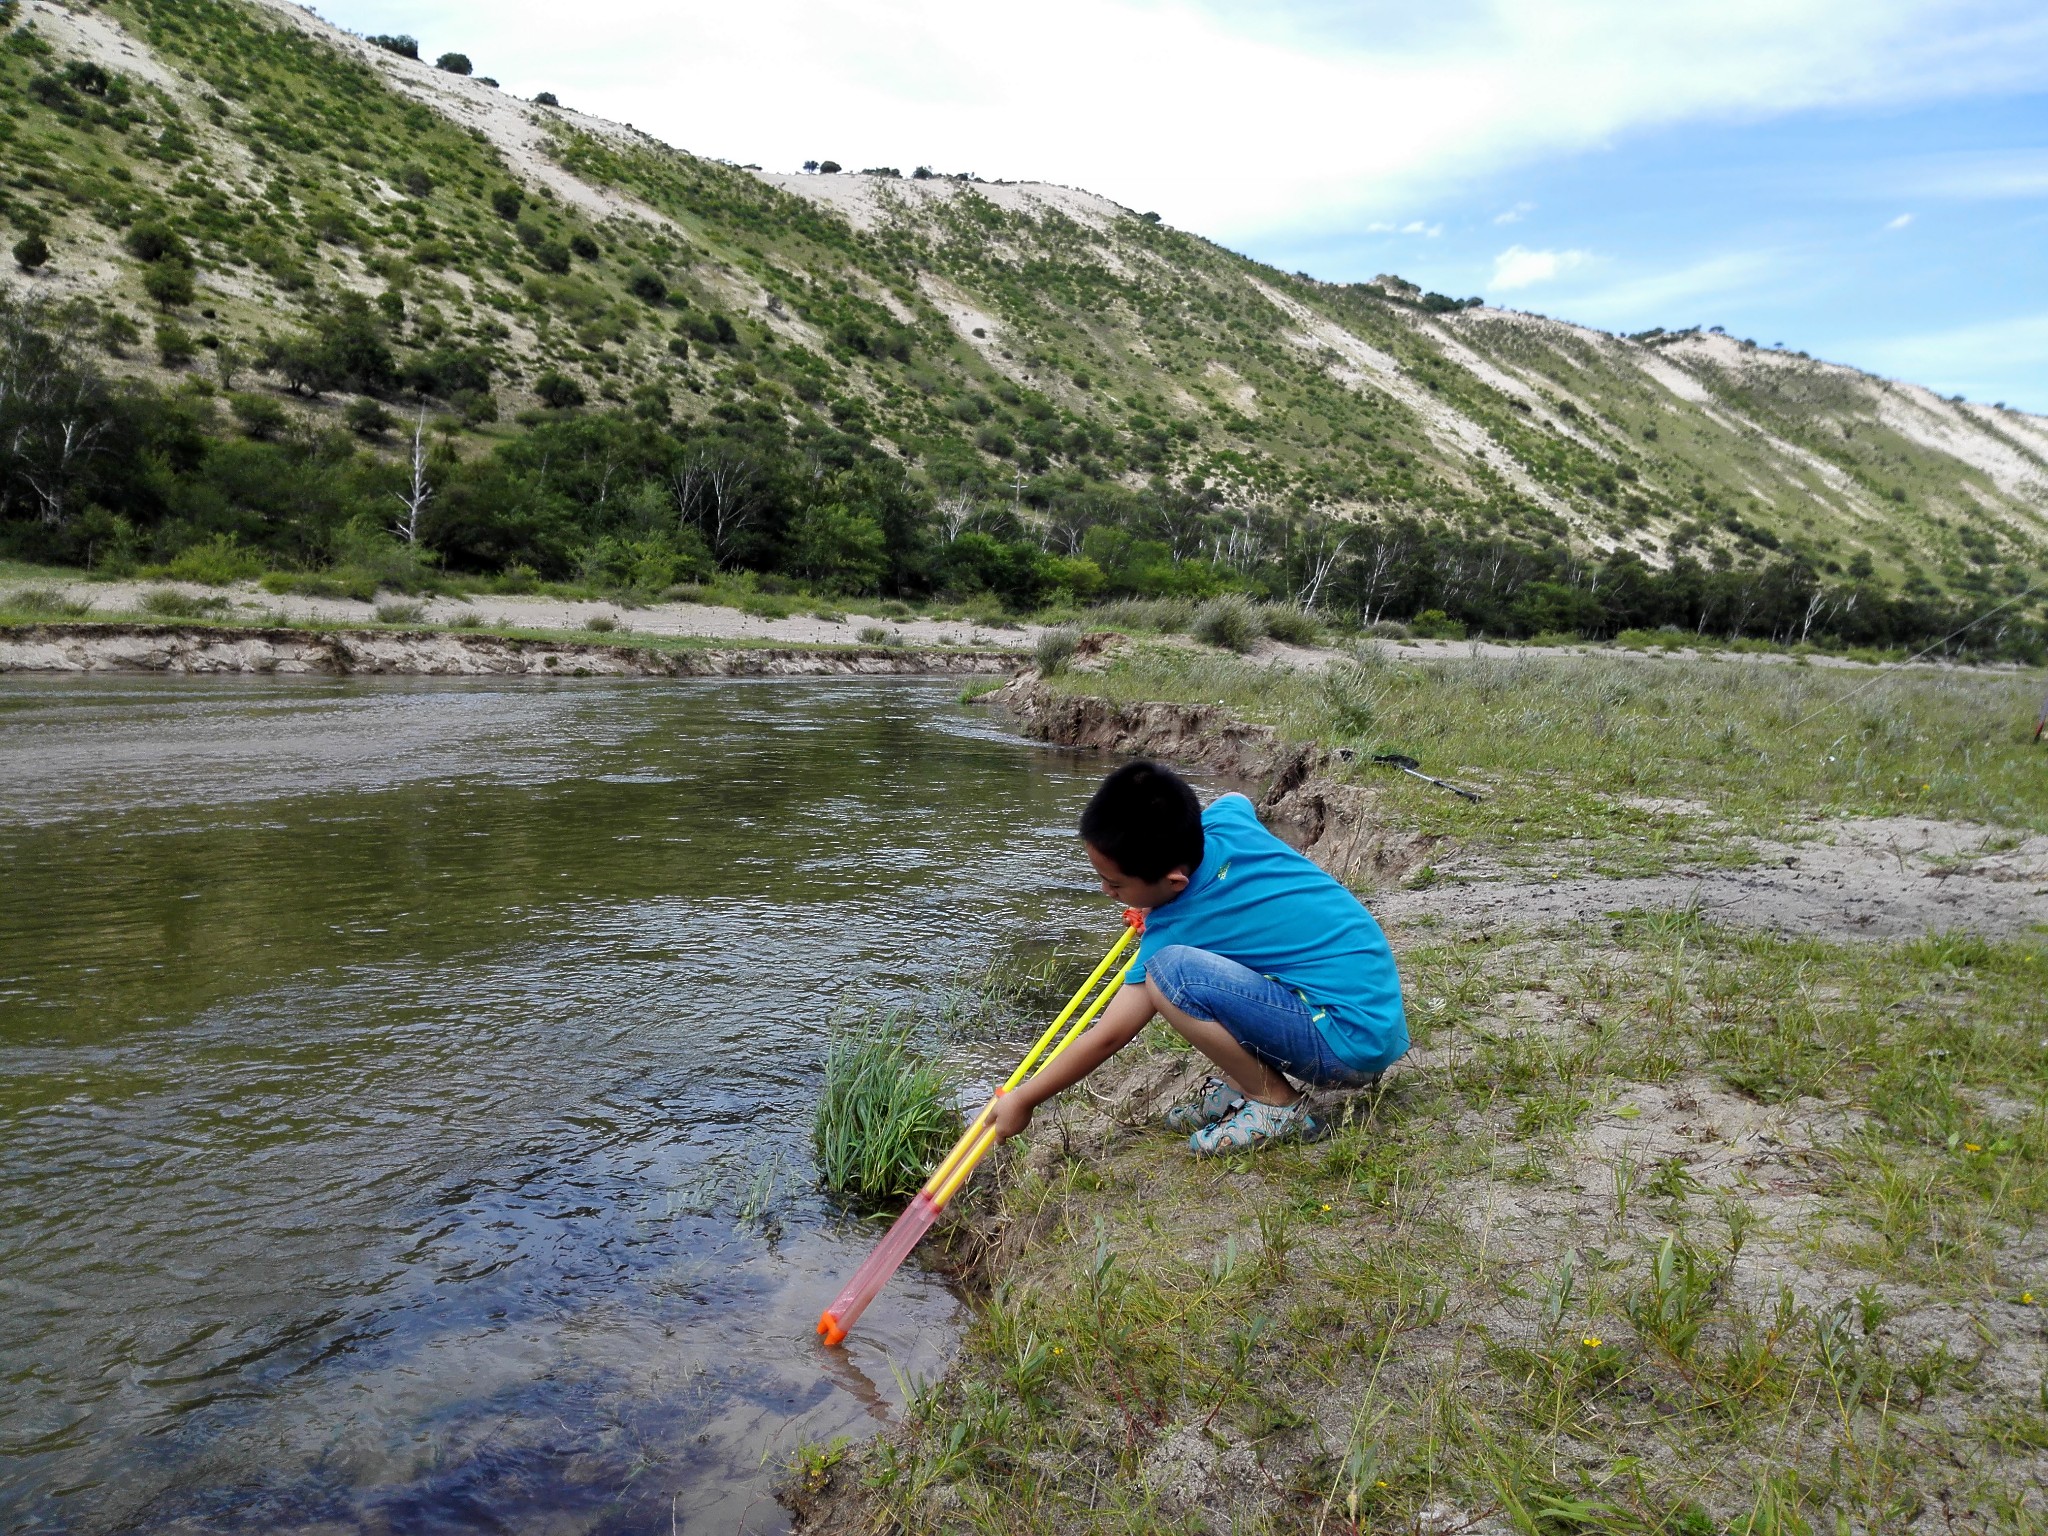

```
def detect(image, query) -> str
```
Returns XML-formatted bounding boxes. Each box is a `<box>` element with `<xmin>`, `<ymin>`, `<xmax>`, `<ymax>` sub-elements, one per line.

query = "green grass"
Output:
<box><xmin>855</xmin><ymin>918</ymin><xmax>2048</xmax><ymax>1534</ymax></box>
<box><xmin>813</xmin><ymin>1018</ymin><xmax>961</xmax><ymax>1201</ymax></box>
<box><xmin>1042</xmin><ymin>644</ymin><xmax>2048</xmax><ymax>864</ymax></box>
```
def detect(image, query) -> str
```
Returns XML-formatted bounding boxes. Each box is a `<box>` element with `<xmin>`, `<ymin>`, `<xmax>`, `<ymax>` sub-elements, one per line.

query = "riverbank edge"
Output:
<box><xmin>0</xmin><ymin>622</ymin><xmax>1028</xmax><ymax>677</ymax></box>
<box><xmin>782</xmin><ymin>675</ymin><xmax>1414</xmax><ymax>1531</ymax></box>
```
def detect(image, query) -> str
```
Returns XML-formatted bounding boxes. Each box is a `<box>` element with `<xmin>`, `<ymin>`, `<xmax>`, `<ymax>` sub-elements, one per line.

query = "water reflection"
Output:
<box><xmin>0</xmin><ymin>676</ymin><xmax>1104</xmax><ymax>1533</ymax></box>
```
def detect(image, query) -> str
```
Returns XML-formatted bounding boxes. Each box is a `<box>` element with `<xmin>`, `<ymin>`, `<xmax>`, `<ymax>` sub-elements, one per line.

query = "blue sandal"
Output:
<box><xmin>1189</xmin><ymin>1097</ymin><xmax>1323</xmax><ymax>1156</ymax></box>
<box><xmin>1164</xmin><ymin>1076</ymin><xmax>1245</xmax><ymax>1133</ymax></box>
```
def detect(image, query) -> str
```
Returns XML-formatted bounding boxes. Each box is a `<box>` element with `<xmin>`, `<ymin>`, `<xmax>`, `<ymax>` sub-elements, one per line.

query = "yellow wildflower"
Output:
<box><xmin>1582</xmin><ymin>1335</ymin><xmax>1602</xmax><ymax>1348</ymax></box>
<box><xmin>1321</xmin><ymin>1203</ymin><xmax>1332</xmax><ymax>1212</ymax></box>
<box><xmin>2021</xmin><ymin>1293</ymin><xmax>2036</xmax><ymax>1306</ymax></box>
<box><xmin>1965</xmin><ymin>1142</ymin><xmax>1982</xmax><ymax>1153</ymax></box>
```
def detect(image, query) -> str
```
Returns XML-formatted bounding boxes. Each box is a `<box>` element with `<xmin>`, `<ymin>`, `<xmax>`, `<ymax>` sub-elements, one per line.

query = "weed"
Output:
<box><xmin>1191</xmin><ymin>594</ymin><xmax>1259</xmax><ymax>652</ymax></box>
<box><xmin>857</xmin><ymin>624</ymin><xmax>890</xmax><ymax>645</ymax></box>
<box><xmin>2</xmin><ymin>587</ymin><xmax>90</xmax><ymax>617</ymax></box>
<box><xmin>1033</xmin><ymin>627</ymin><xmax>1079</xmax><ymax>675</ymax></box>
<box><xmin>812</xmin><ymin>1018</ymin><xmax>958</xmax><ymax>1200</ymax></box>
<box><xmin>138</xmin><ymin>588</ymin><xmax>228</xmax><ymax>619</ymax></box>
<box><xmin>374</xmin><ymin>600</ymin><xmax>425</xmax><ymax>624</ymax></box>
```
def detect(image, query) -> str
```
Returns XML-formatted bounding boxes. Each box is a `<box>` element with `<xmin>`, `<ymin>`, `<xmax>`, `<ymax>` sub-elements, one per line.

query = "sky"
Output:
<box><xmin>308</xmin><ymin>0</ymin><xmax>2048</xmax><ymax>412</ymax></box>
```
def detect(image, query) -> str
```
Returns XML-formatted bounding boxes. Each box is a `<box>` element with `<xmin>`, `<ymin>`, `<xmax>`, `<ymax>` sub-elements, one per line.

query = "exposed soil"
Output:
<box><xmin>0</xmin><ymin>623</ymin><xmax>1023</xmax><ymax>677</ymax></box>
<box><xmin>1384</xmin><ymin>818</ymin><xmax>2048</xmax><ymax>942</ymax></box>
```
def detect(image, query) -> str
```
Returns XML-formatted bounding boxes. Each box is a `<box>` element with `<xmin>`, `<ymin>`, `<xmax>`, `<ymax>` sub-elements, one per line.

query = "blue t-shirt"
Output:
<box><xmin>1124</xmin><ymin>792</ymin><xmax>1407</xmax><ymax>1072</ymax></box>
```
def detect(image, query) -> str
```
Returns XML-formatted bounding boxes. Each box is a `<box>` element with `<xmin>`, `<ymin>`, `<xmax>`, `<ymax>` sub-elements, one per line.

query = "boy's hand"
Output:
<box><xmin>990</xmin><ymin>1092</ymin><xmax>1034</xmax><ymax>1144</ymax></box>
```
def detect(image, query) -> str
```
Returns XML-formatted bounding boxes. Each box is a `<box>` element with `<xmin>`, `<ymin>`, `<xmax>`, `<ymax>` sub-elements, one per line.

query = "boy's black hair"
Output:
<box><xmin>1079</xmin><ymin>760</ymin><xmax>1204</xmax><ymax>881</ymax></box>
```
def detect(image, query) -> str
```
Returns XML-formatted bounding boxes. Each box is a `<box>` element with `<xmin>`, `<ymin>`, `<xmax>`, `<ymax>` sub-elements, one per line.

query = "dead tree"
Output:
<box><xmin>391</xmin><ymin>408</ymin><xmax>432</xmax><ymax>545</ymax></box>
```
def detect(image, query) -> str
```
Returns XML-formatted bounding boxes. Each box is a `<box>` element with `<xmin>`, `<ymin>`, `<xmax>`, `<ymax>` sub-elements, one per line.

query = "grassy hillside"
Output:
<box><xmin>2</xmin><ymin>0</ymin><xmax>2045</xmax><ymax>655</ymax></box>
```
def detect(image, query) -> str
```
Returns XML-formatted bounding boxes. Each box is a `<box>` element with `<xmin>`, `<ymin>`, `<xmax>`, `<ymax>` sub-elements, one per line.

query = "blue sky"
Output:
<box><xmin>307</xmin><ymin>0</ymin><xmax>2048</xmax><ymax>411</ymax></box>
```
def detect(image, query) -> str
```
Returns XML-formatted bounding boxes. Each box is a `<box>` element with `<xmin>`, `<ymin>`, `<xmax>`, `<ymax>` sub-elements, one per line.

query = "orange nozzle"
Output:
<box><xmin>1124</xmin><ymin>907</ymin><xmax>1145</xmax><ymax>933</ymax></box>
<box><xmin>818</xmin><ymin>1311</ymin><xmax>847</xmax><ymax>1347</ymax></box>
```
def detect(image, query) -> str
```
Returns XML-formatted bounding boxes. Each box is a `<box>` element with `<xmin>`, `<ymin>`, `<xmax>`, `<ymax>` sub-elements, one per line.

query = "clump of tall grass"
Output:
<box><xmin>3</xmin><ymin>587</ymin><xmax>91</xmax><ymax>618</ymax></box>
<box><xmin>1091</xmin><ymin>596</ymin><xmax>1195</xmax><ymax>634</ymax></box>
<box><xmin>375</xmin><ymin>599</ymin><xmax>426</xmax><ymax>624</ymax></box>
<box><xmin>1191</xmin><ymin>593</ymin><xmax>1260</xmax><ymax>652</ymax></box>
<box><xmin>1260</xmin><ymin>603</ymin><xmax>1322</xmax><ymax>647</ymax></box>
<box><xmin>139</xmin><ymin>587</ymin><xmax>229</xmax><ymax>619</ymax></box>
<box><xmin>814</xmin><ymin>1019</ymin><xmax>959</xmax><ymax>1201</ymax></box>
<box><xmin>1033</xmin><ymin>627</ymin><xmax>1080</xmax><ymax>675</ymax></box>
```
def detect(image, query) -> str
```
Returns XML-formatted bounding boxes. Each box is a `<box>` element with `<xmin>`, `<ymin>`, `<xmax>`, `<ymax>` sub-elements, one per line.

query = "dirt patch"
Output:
<box><xmin>1385</xmin><ymin>817</ymin><xmax>2048</xmax><ymax>941</ymax></box>
<box><xmin>0</xmin><ymin>624</ymin><xmax>1025</xmax><ymax>678</ymax></box>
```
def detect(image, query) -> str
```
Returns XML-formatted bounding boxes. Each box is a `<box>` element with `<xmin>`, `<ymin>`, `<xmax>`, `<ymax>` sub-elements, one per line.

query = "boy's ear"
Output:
<box><xmin>1164</xmin><ymin>868</ymin><xmax>1191</xmax><ymax>894</ymax></box>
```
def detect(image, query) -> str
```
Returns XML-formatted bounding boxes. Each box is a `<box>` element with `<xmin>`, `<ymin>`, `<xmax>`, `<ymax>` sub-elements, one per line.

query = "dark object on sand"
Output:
<box><xmin>2035</xmin><ymin>691</ymin><xmax>2046</xmax><ymax>743</ymax></box>
<box><xmin>1371</xmin><ymin>752</ymin><xmax>1484</xmax><ymax>803</ymax></box>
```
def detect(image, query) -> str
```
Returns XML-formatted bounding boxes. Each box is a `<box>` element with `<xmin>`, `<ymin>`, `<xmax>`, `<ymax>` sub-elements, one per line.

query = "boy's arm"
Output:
<box><xmin>990</xmin><ymin>981</ymin><xmax>1154</xmax><ymax>1143</ymax></box>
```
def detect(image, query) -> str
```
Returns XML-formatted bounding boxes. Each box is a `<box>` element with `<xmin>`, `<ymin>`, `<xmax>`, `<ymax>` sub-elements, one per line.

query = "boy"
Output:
<box><xmin>992</xmin><ymin>760</ymin><xmax>1406</xmax><ymax>1155</ymax></box>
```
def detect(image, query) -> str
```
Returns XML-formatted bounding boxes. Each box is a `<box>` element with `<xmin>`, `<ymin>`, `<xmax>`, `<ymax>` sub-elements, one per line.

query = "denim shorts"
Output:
<box><xmin>1144</xmin><ymin>944</ymin><xmax>1378</xmax><ymax>1089</ymax></box>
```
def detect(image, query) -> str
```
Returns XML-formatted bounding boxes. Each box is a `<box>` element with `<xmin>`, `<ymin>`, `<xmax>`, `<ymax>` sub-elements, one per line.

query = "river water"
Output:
<box><xmin>0</xmin><ymin>675</ymin><xmax>1107</xmax><ymax>1534</ymax></box>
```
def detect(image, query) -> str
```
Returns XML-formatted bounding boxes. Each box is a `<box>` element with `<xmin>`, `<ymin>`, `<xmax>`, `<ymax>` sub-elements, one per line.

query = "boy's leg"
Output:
<box><xmin>1147</xmin><ymin>984</ymin><xmax>1300</xmax><ymax>1106</ymax></box>
<box><xmin>1144</xmin><ymin>945</ymin><xmax>1333</xmax><ymax>1108</ymax></box>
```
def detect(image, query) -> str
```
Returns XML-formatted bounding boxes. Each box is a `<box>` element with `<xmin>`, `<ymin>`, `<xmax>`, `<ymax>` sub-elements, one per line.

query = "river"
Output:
<box><xmin>0</xmin><ymin>674</ymin><xmax>1106</xmax><ymax>1534</ymax></box>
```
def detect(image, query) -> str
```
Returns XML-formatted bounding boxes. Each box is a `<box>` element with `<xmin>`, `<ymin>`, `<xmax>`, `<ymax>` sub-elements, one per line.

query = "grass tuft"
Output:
<box><xmin>1033</xmin><ymin>627</ymin><xmax>1080</xmax><ymax>675</ymax></box>
<box><xmin>813</xmin><ymin>1019</ymin><xmax>959</xmax><ymax>1201</ymax></box>
<box><xmin>3</xmin><ymin>587</ymin><xmax>91</xmax><ymax>618</ymax></box>
<box><xmin>1191</xmin><ymin>593</ymin><xmax>1260</xmax><ymax>652</ymax></box>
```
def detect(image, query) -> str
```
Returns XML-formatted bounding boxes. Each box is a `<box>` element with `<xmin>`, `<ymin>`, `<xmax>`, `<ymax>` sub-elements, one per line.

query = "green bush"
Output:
<box><xmin>1260</xmin><ymin>603</ymin><xmax>1321</xmax><ymax>646</ymax></box>
<box><xmin>375</xmin><ymin>599</ymin><xmax>425</xmax><ymax>624</ymax></box>
<box><xmin>1192</xmin><ymin>593</ymin><xmax>1259</xmax><ymax>652</ymax></box>
<box><xmin>534</xmin><ymin>371</ymin><xmax>585</xmax><ymax>409</ymax></box>
<box><xmin>12</xmin><ymin>232</ymin><xmax>49</xmax><ymax>272</ymax></box>
<box><xmin>435</xmin><ymin>52</ymin><xmax>472</xmax><ymax>75</ymax></box>
<box><xmin>1411</xmin><ymin>608</ymin><xmax>1468</xmax><ymax>641</ymax></box>
<box><xmin>857</xmin><ymin>623</ymin><xmax>889</xmax><ymax>644</ymax></box>
<box><xmin>154</xmin><ymin>320</ymin><xmax>196</xmax><ymax>367</ymax></box>
<box><xmin>165</xmin><ymin>534</ymin><xmax>265</xmax><ymax>585</ymax></box>
<box><xmin>812</xmin><ymin>1020</ymin><xmax>958</xmax><ymax>1200</ymax></box>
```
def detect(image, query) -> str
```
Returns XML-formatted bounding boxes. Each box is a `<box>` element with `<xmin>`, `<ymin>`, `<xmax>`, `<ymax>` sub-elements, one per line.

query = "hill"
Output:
<box><xmin>2</xmin><ymin>0</ymin><xmax>2045</xmax><ymax>655</ymax></box>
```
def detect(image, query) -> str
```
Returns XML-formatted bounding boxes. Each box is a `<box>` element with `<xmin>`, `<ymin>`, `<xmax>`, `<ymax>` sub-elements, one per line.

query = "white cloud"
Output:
<box><xmin>1885</xmin><ymin>212</ymin><xmax>1914</xmax><ymax>229</ymax></box>
<box><xmin>1555</xmin><ymin>251</ymin><xmax>1781</xmax><ymax>318</ymax></box>
<box><xmin>1846</xmin><ymin>311</ymin><xmax>2048</xmax><ymax>413</ymax></box>
<box><xmin>310</xmin><ymin>0</ymin><xmax>2048</xmax><ymax>239</ymax></box>
<box><xmin>1401</xmin><ymin>220</ymin><xmax>1445</xmax><ymax>237</ymax></box>
<box><xmin>1494</xmin><ymin>201</ymin><xmax>1536</xmax><ymax>224</ymax></box>
<box><xmin>1491</xmin><ymin>245</ymin><xmax>1589</xmax><ymax>289</ymax></box>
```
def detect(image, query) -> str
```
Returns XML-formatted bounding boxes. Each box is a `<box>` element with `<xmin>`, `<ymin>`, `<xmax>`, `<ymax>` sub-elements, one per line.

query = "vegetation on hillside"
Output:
<box><xmin>1</xmin><ymin>0</ymin><xmax>2045</xmax><ymax>656</ymax></box>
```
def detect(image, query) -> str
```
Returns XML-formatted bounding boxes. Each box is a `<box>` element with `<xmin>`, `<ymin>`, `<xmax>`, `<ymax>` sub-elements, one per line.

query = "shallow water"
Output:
<box><xmin>0</xmin><ymin>675</ymin><xmax>1107</xmax><ymax>1534</ymax></box>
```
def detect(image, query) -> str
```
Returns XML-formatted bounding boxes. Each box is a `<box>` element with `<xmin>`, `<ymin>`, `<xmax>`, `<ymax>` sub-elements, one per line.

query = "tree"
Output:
<box><xmin>12</xmin><ymin>233</ymin><xmax>48</xmax><ymax>272</ymax></box>
<box><xmin>802</xmin><ymin>160</ymin><xmax>819</xmax><ymax>173</ymax></box>
<box><xmin>0</xmin><ymin>290</ymin><xmax>112</xmax><ymax>532</ymax></box>
<box><xmin>534</xmin><ymin>371</ymin><xmax>585</xmax><ymax>409</ymax></box>
<box><xmin>154</xmin><ymin>320</ymin><xmax>196</xmax><ymax>367</ymax></box>
<box><xmin>668</xmin><ymin>442</ymin><xmax>764</xmax><ymax>564</ymax></box>
<box><xmin>392</xmin><ymin>409</ymin><xmax>433</xmax><ymax>544</ymax></box>
<box><xmin>346</xmin><ymin>397</ymin><xmax>395</xmax><ymax>437</ymax></box>
<box><xmin>368</xmin><ymin>33</ymin><xmax>419</xmax><ymax>58</ymax></box>
<box><xmin>142</xmin><ymin>260</ymin><xmax>195</xmax><ymax>311</ymax></box>
<box><xmin>817</xmin><ymin>160</ymin><xmax>841</xmax><ymax>175</ymax></box>
<box><xmin>124</xmin><ymin>220</ymin><xmax>189</xmax><ymax>265</ymax></box>
<box><xmin>435</xmin><ymin>52</ymin><xmax>472</xmax><ymax>75</ymax></box>
<box><xmin>534</xmin><ymin>91</ymin><xmax>559</xmax><ymax>107</ymax></box>
<box><xmin>789</xmin><ymin>501</ymin><xmax>885</xmax><ymax>592</ymax></box>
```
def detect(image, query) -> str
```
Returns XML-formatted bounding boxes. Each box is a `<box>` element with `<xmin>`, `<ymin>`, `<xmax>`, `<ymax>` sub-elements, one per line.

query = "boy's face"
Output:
<box><xmin>1084</xmin><ymin>841</ymin><xmax>1190</xmax><ymax>911</ymax></box>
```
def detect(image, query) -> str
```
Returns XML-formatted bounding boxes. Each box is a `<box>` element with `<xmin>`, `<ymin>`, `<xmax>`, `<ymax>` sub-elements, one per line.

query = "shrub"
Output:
<box><xmin>345</xmin><ymin>397</ymin><xmax>396</xmax><ymax>437</ymax></box>
<box><xmin>533</xmin><ymin>239</ymin><xmax>571</xmax><ymax>275</ymax></box>
<box><xmin>375</xmin><ymin>599</ymin><xmax>425</xmax><ymax>624</ymax></box>
<box><xmin>533</xmin><ymin>91</ymin><xmax>559</xmax><ymax>107</ymax></box>
<box><xmin>533</xmin><ymin>371</ymin><xmax>585</xmax><ymax>409</ymax></box>
<box><xmin>435</xmin><ymin>52</ymin><xmax>472</xmax><ymax>75</ymax></box>
<box><xmin>367</xmin><ymin>33</ymin><xmax>418</xmax><ymax>58</ymax></box>
<box><xmin>139</xmin><ymin>587</ymin><xmax>229</xmax><ymax>619</ymax></box>
<box><xmin>141</xmin><ymin>260</ymin><xmax>196</xmax><ymax>311</ymax></box>
<box><xmin>1033</xmin><ymin>627</ymin><xmax>1079</xmax><ymax>674</ymax></box>
<box><xmin>626</xmin><ymin>267</ymin><xmax>667</xmax><ymax>303</ymax></box>
<box><xmin>3</xmin><ymin>587</ymin><xmax>90</xmax><ymax>617</ymax></box>
<box><xmin>1260</xmin><ymin>603</ymin><xmax>1321</xmax><ymax>646</ymax></box>
<box><xmin>1092</xmin><ymin>596</ymin><xmax>1195</xmax><ymax>633</ymax></box>
<box><xmin>229</xmin><ymin>393</ymin><xmax>290</xmax><ymax>440</ymax></box>
<box><xmin>489</xmin><ymin>186</ymin><xmax>524</xmax><ymax>220</ymax></box>
<box><xmin>857</xmin><ymin>624</ymin><xmax>890</xmax><ymax>644</ymax></box>
<box><xmin>154</xmin><ymin>320</ymin><xmax>196</xmax><ymax>367</ymax></box>
<box><xmin>812</xmin><ymin>1020</ymin><xmax>957</xmax><ymax>1200</ymax></box>
<box><xmin>1192</xmin><ymin>593</ymin><xmax>1259</xmax><ymax>652</ymax></box>
<box><xmin>166</xmin><ymin>533</ymin><xmax>264</xmax><ymax>585</ymax></box>
<box><xmin>1411</xmin><ymin>608</ymin><xmax>1468</xmax><ymax>640</ymax></box>
<box><xmin>12</xmin><ymin>232</ymin><xmax>49</xmax><ymax>272</ymax></box>
<box><xmin>397</xmin><ymin>165</ymin><xmax>433</xmax><ymax>197</ymax></box>
<box><xmin>124</xmin><ymin>220</ymin><xmax>189</xmax><ymax>264</ymax></box>
<box><xmin>569</xmin><ymin>233</ymin><xmax>600</xmax><ymax>261</ymax></box>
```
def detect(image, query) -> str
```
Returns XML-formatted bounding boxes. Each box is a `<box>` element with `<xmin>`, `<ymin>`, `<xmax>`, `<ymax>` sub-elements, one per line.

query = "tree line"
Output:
<box><xmin>2</xmin><ymin>289</ymin><xmax>2038</xmax><ymax>659</ymax></box>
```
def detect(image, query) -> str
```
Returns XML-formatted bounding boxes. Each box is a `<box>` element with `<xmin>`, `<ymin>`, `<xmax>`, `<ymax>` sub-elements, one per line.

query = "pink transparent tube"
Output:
<box><xmin>816</xmin><ymin>1193</ymin><xmax>940</xmax><ymax>1345</ymax></box>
